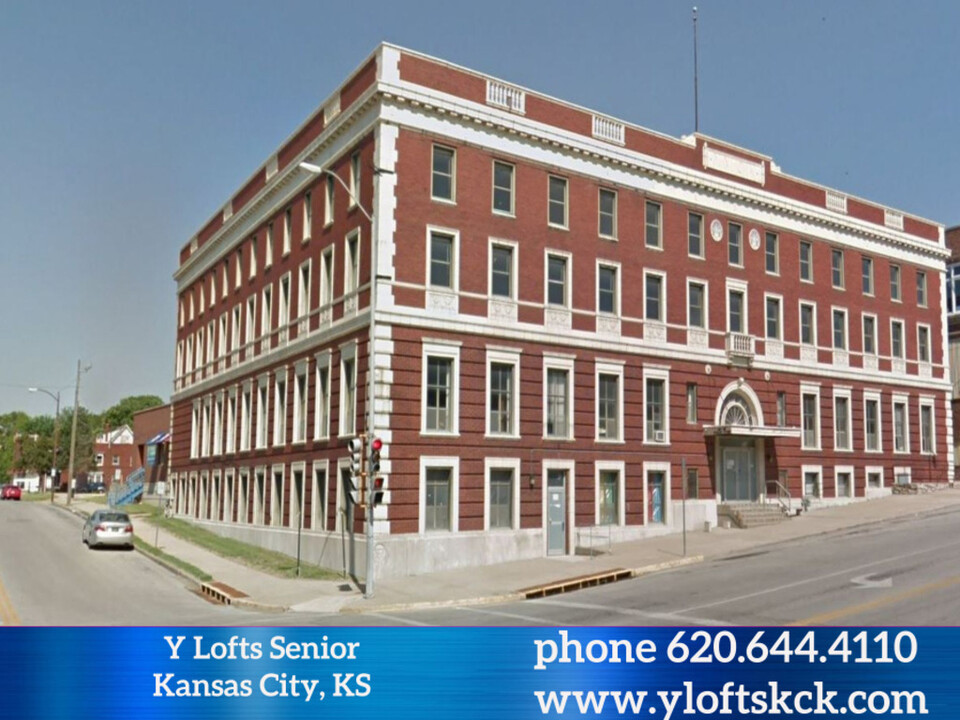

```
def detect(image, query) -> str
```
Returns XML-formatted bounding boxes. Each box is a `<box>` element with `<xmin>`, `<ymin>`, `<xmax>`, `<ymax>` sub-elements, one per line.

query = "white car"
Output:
<box><xmin>82</xmin><ymin>510</ymin><xmax>134</xmax><ymax>550</ymax></box>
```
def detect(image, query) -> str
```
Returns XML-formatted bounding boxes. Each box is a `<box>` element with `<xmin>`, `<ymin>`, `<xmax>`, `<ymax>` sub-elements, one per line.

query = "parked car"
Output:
<box><xmin>82</xmin><ymin>510</ymin><xmax>134</xmax><ymax>550</ymax></box>
<box><xmin>1</xmin><ymin>485</ymin><xmax>21</xmax><ymax>500</ymax></box>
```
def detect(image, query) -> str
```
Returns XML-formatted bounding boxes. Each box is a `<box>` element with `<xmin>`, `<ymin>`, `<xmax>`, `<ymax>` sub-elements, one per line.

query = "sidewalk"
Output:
<box><xmin>52</xmin><ymin>487</ymin><xmax>960</xmax><ymax>615</ymax></box>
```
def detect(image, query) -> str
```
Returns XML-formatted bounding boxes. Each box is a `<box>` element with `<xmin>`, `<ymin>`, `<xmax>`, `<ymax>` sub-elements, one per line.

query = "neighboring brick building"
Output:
<box><xmin>945</xmin><ymin>226</ymin><xmax>960</xmax><ymax>475</ymax></box>
<box><xmin>89</xmin><ymin>425</ymin><xmax>139</xmax><ymax>488</ymax></box>
<box><xmin>170</xmin><ymin>44</ymin><xmax>952</xmax><ymax>580</ymax></box>
<box><xmin>132</xmin><ymin>404</ymin><xmax>171</xmax><ymax>494</ymax></box>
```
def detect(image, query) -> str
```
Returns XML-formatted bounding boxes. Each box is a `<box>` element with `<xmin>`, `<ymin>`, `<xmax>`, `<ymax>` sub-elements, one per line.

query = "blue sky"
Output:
<box><xmin>1</xmin><ymin>0</ymin><xmax>957</xmax><ymax>416</ymax></box>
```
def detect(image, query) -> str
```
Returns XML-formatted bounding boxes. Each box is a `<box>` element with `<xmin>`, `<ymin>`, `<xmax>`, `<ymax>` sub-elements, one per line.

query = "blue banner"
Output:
<box><xmin>0</xmin><ymin>627</ymin><xmax>953</xmax><ymax>718</ymax></box>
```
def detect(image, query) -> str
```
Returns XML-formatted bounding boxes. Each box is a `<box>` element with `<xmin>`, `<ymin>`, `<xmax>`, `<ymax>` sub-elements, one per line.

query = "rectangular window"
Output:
<box><xmin>890</xmin><ymin>264</ymin><xmax>901</xmax><ymax>301</ymax></box>
<box><xmin>345</xmin><ymin>234</ymin><xmax>359</xmax><ymax>296</ymax></box>
<box><xmin>249</xmin><ymin>236</ymin><xmax>257</xmax><ymax>278</ymax></box>
<box><xmin>240</xmin><ymin>387</ymin><xmax>251</xmax><ymax>452</ymax></box>
<box><xmin>831</xmin><ymin>249</ymin><xmax>844</xmax><ymax>289</ymax></box>
<box><xmin>799</xmin><ymin>240</ymin><xmax>813</xmax><ymax>282</ymax></box>
<box><xmin>688</xmin><ymin>281</ymin><xmax>706</xmax><ymax>328</ymax></box>
<box><xmin>548</xmin><ymin>176</ymin><xmax>567</xmax><ymax>227</ymax></box>
<box><xmin>283</xmin><ymin>207</ymin><xmax>292</xmax><ymax>255</ymax></box>
<box><xmin>891</xmin><ymin>320</ymin><xmax>904</xmax><ymax>359</ymax></box>
<box><xmin>490</xmin><ymin>244</ymin><xmax>513</xmax><ymax>298</ymax></box>
<box><xmin>686</xmin><ymin>468</ymin><xmax>699</xmax><ymax>499</ymax></box>
<box><xmin>766</xmin><ymin>296</ymin><xmax>781</xmax><ymax>340</ymax></box>
<box><xmin>865</xmin><ymin>397</ymin><xmax>881</xmax><ymax>451</ymax></box>
<box><xmin>314</xmin><ymin>362</ymin><xmax>330</xmax><ymax>440</ymax></box>
<box><xmin>862</xmin><ymin>315</ymin><xmax>877</xmax><ymax>355</ymax></box>
<box><xmin>598</xmin><ymin>264</ymin><xmax>618</xmax><ymax>315</ymax></box>
<box><xmin>917</xmin><ymin>271</ymin><xmax>927</xmax><ymax>307</ymax></box>
<box><xmin>728</xmin><ymin>289</ymin><xmax>745</xmax><ymax>333</ymax></box>
<box><xmin>777</xmin><ymin>392</ymin><xmax>787</xmax><ymax>427</ymax></box>
<box><xmin>598</xmin><ymin>470</ymin><xmax>619</xmax><ymax>526</ymax></box>
<box><xmin>324</xmin><ymin>174</ymin><xmax>335</xmax><ymax>225</ymax></box>
<box><xmin>645</xmin><ymin>378</ymin><xmax>666</xmax><ymax>443</ymax></box>
<box><xmin>688</xmin><ymin>212</ymin><xmax>704</xmax><ymax>258</ymax></box>
<box><xmin>488</xmin><ymin>468</ymin><xmax>514</xmax><ymax>530</ymax></box>
<box><xmin>297</xmin><ymin>262</ymin><xmax>310</xmax><ymax>323</ymax></box>
<box><xmin>597</xmin><ymin>373</ymin><xmax>621</xmax><ymax>441</ymax></box>
<box><xmin>432</xmin><ymin>146</ymin><xmax>455</xmax><ymax>201</ymax></box>
<box><xmin>686</xmin><ymin>383</ymin><xmax>698</xmax><ymax>423</ymax></box>
<box><xmin>488</xmin><ymin>362</ymin><xmax>515</xmax><ymax>435</ymax></box>
<box><xmin>765</xmin><ymin>232</ymin><xmax>779</xmax><ymax>274</ymax></box>
<box><xmin>425</xmin><ymin>468</ymin><xmax>452</xmax><ymax>531</ymax></box>
<box><xmin>492</xmin><ymin>161</ymin><xmax>514</xmax><ymax>215</ymax></box>
<box><xmin>273</xmin><ymin>373</ymin><xmax>287</xmax><ymax>447</ymax></box>
<box><xmin>546</xmin><ymin>254</ymin><xmax>568</xmax><ymax>307</ymax></box>
<box><xmin>425</xmin><ymin>357</ymin><xmax>453</xmax><ymax>433</ymax></box>
<box><xmin>350</xmin><ymin>153</ymin><xmax>361</xmax><ymax>206</ymax></box>
<box><xmin>429</xmin><ymin>231</ymin><xmax>454</xmax><ymax>289</ymax></box>
<box><xmin>893</xmin><ymin>400</ymin><xmax>908</xmax><ymax>453</ymax></box>
<box><xmin>834</xmin><ymin>395</ymin><xmax>851</xmax><ymax>451</ymax></box>
<box><xmin>546</xmin><ymin>368</ymin><xmax>570</xmax><ymax>439</ymax></box>
<box><xmin>340</xmin><ymin>357</ymin><xmax>356</xmax><ymax>436</ymax></box>
<box><xmin>321</xmin><ymin>248</ymin><xmax>334</xmax><ymax>308</ymax></box>
<box><xmin>598</xmin><ymin>188</ymin><xmax>617</xmax><ymax>238</ymax></box>
<box><xmin>862</xmin><ymin>257</ymin><xmax>874</xmax><ymax>295</ymax></box>
<box><xmin>261</xmin><ymin>286</ymin><xmax>273</xmax><ymax>343</ymax></box>
<box><xmin>801</xmin><ymin>392</ymin><xmax>819</xmax><ymax>449</ymax></box>
<box><xmin>645</xmin><ymin>201</ymin><xmax>662</xmax><ymax>248</ymax></box>
<box><xmin>303</xmin><ymin>192</ymin><xmax>312</xmax><ymax>240</ymax></box>
<box><xmin>256</xmin><ymin>382</ymin><xmax>268</xmax><ymax>449</ymax></box>
<box><xmin>918</xmin><ymin>325</ymin><xmax>930</xmax><ymax>363</ymax></box>
<box><xmin>832</xmin><ymin>309</ymin><xmax>847</xmax><ymax>350</ymax></box>
<box><xmin>728</xmin><ymin>223</ymin><xmax>742</xmax><ymax>266</ymax></box>
<box><xmin>921</xmin><ymin>403</ymin><xmax>935</xmax><ymax>454</ymax></box>
<box><xmin>644</xmin><ymin>272</ymin><xmax>664</xmax><ymax>322</ymax></box>
<box><xmin>836</xmin><ymin>471</ymin><xmax>852</xmax><ymax>498</ymax></box>
<box><xmin>803</xmin><ymin>469</ymin><xmax>821</xmax><ymax>499</ymax></box>
<box><xmin>293</xmin><ymin>370</ymin><xmax>307</xmax><ymax>443</ymax></box>
<box><xmin>278</xmin><ymin>274</ymin><xmax>290</xmax><ymax>343</ymax></box>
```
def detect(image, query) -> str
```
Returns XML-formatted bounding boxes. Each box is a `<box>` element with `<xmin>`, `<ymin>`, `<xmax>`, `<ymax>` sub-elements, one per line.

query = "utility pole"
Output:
<box><xmin>51</xmin><ymin>393</ymin><xmax>60</xmax><ymax>502</ymax></box>
<box><xmin>65</xmin><ymin>360</ymin><xmax>91</xmax><ymax>506</ymax></box>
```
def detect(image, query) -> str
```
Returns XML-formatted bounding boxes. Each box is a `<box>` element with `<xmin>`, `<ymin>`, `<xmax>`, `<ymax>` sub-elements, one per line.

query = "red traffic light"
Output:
<box><xmin>371</xmin><ymin>437</ymin><xmax>383</xmax><ymax>451</ymax></box>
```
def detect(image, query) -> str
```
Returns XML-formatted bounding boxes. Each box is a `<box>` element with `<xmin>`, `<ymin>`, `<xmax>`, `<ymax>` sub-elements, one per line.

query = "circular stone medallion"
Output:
<box><xmin>748</xmin><ymin>228</ymin><xmax>761</xmax><ymax>250</ymax></box>
<box><xmin>710</xmin><ymin>219</ymin><xmax>723</xmax><ymax>242</ymax></box>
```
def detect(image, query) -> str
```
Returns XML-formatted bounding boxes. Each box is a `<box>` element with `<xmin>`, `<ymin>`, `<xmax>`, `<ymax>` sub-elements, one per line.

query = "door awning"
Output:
<box><xmin>146</xmin><ymin>432</ymin><xmax>171</xmax><ymax>445</ymax></box>
<box><xmin>703</xmin><ymin>424</ymin><xmax>801</xmax><ymax>439</ymax></box>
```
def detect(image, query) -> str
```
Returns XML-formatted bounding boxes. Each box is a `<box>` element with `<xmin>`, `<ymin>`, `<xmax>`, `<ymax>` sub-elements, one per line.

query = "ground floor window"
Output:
<box><xmin>488</xmin><ymin>468</ymin><xmax>514</xmax><ymax>530</ymax></box>
<box><xmin>598</xmin><ymin>470</ymin><xmax>619</xmax><ymax>526</ymax></box>
<box><xmin>425</xmin><ymin>468</ymin><xmax>452</xmax><ymax>531</ymax></box>
<box><xmin>803</xmin><ymin>468</ymin><xmax>821</xmax><ymax>499</ymax></box>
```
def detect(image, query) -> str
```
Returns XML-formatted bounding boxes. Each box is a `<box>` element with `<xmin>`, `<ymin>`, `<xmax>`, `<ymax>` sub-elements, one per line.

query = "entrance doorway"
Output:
<box><xmin>546</xmin><ymin>470</ymin><xmax>567</xmax><ymax>556</ymax></box>
<box><xmin>721</xmin><ymin>444</ymin><xmax>757</xmax><ymax>501</ymax></box>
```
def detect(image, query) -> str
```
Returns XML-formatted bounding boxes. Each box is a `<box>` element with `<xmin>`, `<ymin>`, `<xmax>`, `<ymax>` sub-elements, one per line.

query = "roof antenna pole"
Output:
<box><xmin>693</xmin><ymin>6</ymin><xmax>700</xmax><ymax>133</ymax></box>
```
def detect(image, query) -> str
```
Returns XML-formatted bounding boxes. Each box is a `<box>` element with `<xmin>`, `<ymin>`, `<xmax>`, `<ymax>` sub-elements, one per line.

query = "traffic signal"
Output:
<box><xmin>369</xmin><ymin>436</ymin><xmax>382</xmax><ymax>475</ymax></box>
<box><xmin>346</xmin><ymin>436</ymin><xmax>365</xmax><ymax>505</ymax></box>
<box><xmin>372</xmin><ymin>476</ymin><xmax>385</xmax><ymax>506</ymax></box>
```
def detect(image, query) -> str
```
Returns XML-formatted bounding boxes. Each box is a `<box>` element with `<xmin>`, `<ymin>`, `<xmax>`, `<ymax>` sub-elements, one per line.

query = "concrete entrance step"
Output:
<box><xmin>718</xmin><ymin>503</ymin><xmax>787</xmax><ymax>529</ymax></box>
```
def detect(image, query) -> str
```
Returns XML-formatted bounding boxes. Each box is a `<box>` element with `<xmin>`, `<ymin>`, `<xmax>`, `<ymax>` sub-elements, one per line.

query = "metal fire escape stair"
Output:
<box><xmin>108</xmin><ymin>466</ymin><xmax>145</xmax><ymax>508</ymax></box>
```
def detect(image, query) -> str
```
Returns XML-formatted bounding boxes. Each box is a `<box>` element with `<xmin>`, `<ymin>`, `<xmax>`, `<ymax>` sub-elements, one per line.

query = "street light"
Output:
<box><xmin>299</xmin><ymin>159</ymin><xmax>392</xmax><ymax>599</ymax></box>
<box><xmin>29</xmin><ymin>387</ymin><xmax>60</xmax><ymax>501</ymax></box>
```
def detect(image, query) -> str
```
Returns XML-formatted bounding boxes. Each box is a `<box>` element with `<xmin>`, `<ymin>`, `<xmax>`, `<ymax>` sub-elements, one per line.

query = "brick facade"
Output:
<box><xmin>169</xmin><ymin>44</ymin><xmax>951</xmax><ymax>579</ymax></box>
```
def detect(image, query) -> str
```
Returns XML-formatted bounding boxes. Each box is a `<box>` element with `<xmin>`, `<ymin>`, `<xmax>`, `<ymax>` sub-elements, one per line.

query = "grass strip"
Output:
<box><xmin>134</xmin><ymin>537</ymin><xmax>213</xmax><ymax>583</ymax></box>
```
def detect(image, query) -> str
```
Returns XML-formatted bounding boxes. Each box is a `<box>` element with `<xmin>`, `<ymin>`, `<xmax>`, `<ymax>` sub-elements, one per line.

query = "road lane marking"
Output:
<box><xmin>678</xmin><ymin>537</ymin><xmax>960</xmax><ymax>614</ymax></box>
<box><xmin>0</xmin><ymin>571</ymin><xmax>20</xmax><ymax>626</ymax></box>
<box><xmin>457</xmin><ymin>606</ymin><xmax>559</xmax><ymax>624</ymax></box>
<box><xmin>533</xmin><ymin>598</ymin><xmax>732</xmax><ymax>626</ymax></box>
<box><xmin>790</xmin><ymin>575</ymin><xmax>960</xmax><ymax>626</ymax></box>
<box><xmin>365</xmin><ymin>612</ymin><xmax>432</xmax><ymax>626</ymax></box>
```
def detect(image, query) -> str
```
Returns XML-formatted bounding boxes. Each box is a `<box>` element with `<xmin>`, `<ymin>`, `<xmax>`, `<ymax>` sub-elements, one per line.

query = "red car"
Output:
<box><xmin>1</xmin><ymin>485</ymin><xmax>22</xmax><ymax>500</ymax></box>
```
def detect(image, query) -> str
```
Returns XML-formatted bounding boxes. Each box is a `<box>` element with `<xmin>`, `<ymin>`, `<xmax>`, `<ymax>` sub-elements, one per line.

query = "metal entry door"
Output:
<box><xmin>722</xmin><ymin>447</ymin><xmax>755</xmax><ymax>501</ymax></box>
<box><xmin>546</xmin><ymin>470</ymin><xmax>566</xmax><ymax>555</ymax></box>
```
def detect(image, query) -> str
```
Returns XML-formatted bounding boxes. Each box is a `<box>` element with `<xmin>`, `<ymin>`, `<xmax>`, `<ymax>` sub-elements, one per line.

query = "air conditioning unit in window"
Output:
<box><xmin>654</xmin><ymin>431</ymin><xmax>666</xmax><ymax>443</ymax></box>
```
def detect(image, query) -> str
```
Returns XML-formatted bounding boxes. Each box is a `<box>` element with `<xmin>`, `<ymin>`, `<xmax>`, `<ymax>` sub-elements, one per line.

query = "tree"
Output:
<box><xmin>100</xmin><ymin>395</ymin><xmax>164</xmax><ymax>430</ymax></box>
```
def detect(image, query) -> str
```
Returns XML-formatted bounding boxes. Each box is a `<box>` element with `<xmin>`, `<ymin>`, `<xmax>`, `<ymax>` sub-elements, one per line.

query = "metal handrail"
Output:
<box><xmin>766</xmin><ymin>479</ymin><xmax>793</xmax><ymax>515</ymax></box>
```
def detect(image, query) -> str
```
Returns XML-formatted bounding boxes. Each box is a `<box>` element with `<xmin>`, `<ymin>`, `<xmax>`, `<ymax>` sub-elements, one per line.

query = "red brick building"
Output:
<box><xmin>170</xmin><ymin>44</ymin><xmax>952</xmax><ymax>579</ymax></box>
<box><xmin>90</xmin><ymin>425</ymin><xmax>139</xmax><ymax>489</ymax></box>
<box><xmin>132</xmin><ymin>404</ymin><xmax>171</xmax><ymax>494</ymax></box>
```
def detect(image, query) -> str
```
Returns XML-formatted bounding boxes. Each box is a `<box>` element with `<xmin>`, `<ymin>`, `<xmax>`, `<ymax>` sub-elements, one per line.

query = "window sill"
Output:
<box><xmin>431</xmin><ymin>196</ymin><xmax>457</xmax><ymax>206</ymax></box>
<box><xmin>547</xmin><ymin>222</ymin><xmax>569</xmax><ymax>232</ymax></box>
<box><xmin>595</xmin><ymin>438</ymin><xmax>626</xmax><ymax>445</ymax></box>
<box><xmin>543</xmin><ymin>435</ymin><xmax>575</xmax><ymax>442</ymax></box>
<box><xmin>484</xmin><ymin>433</ymin><xmax>521</xmax><ymax>441</ymax></box>
<box><xmin>421</xmin><ymin>431</ymin><xmax>460</xmax><ymax>438</ymax></box>
<box><xmin>492</xmin><ymin>210</ymin><xmax>516</xmax><ymax>219</ymax></box>
<box><xmin>642</xmin><ymin>440</ymin><xmax>671</xmax><ymax>447</ymax></box>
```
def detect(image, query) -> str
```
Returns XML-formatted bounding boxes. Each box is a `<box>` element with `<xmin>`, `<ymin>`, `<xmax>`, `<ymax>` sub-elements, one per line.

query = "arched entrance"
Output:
<box><xmin>712</xmin><ymin>382</ymin><xmax>764</xmax><ymax>502</ymax></box>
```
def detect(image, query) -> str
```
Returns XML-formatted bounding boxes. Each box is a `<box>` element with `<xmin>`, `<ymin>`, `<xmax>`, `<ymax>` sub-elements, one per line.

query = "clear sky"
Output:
<box><xmin>1</xmin><ymin>0</ymin><xmax>957</xmax><ymax>416</ymax></box>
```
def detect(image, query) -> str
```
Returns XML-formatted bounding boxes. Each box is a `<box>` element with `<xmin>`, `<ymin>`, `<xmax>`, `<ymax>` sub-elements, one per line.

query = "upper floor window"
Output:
<box><xmin>890</xmin><ymin>264</ymin><xmax>901</xmax><ymax>301</ymax></box>
<box><xmin>645</xmin><ymin>201</ymin><xmax>662</xmax><ymax>249</ymax></box>
<box><xmin>490</xmin><ymin>243</ymin><xmax>514</xmax><ymax>299</ymax></box>
<box><xmin>862</xmin><ymin>314</ymin><xmax>877</xmax><ymax>355</ymax></box>
<box><xmin>265</xmin><ymin>222</ymin><xmax>274</xmax><ymax>267</ymax></box>
<box><xmin>916</xmin><ymin>271</ymin><xmax>927</xmax><ymax>307</ymax></box>
<box><xmin>345</xmin><ymin>233</ymin><xmax>360</xmax><ymax>296</ymax></box>
<box><xmin>283</xmin><ymin>207</ymin><xmax>292</xmax><ymax>256</ymax></box>
<box><xmin>320</xmin><ymin>247</ymin><xmax>334</xmax><ymax>308</ymax></box>
<box><xmin>728</xmin><ymin>222</ymin><xmax>742</xmax><ymax>267</ymax></box>
<box><xmin>548</xmin><ymin>176</ymin><xmax>567</xmax><ymax>228</ymax></box>
<box><xmin>862</xmin><ymin>256</ymin><xmax>874</xmax><ymax>295</ymax></box>
<box><xmin>425</xmin><ymin>356</ymin><xmax>455</xmax><ymax>433</ymax></box>
<box><xmin>429</xmin><ymin>230</ymin><xmax>455</xmax><ymax>290</ymax></box>
<box><xmin>598</xmin><ymin>264</ymin><xmax>619</xmax><ymax>315</ymax></box>
<box><xmin>544</xmin><ymin>363</ymin><xmax>572</xmax><ymax>440</ymax></box>
<box><xmin>799</xmin><ymin>240</ymin><xmax>813</xmax><ymax>282</ymax></box>
<box><xmin>688</xmin><ymin>212</ymin><xmax>704</xmax><ymax>258</ymax></box>
<box><xmin>832</xmin><ymin>308</ymin><xmax>847</xmax><ymax>350</ymax></box>
<box><xmin>891</xmin><ymin>320</ymin><xmax>905</xmax><ymax>359</ymax></box>
<box><xmin>765</xmin><ymin>232</ymin><xmax>779</xmax><ymax>274</ymax></box>
<box><xmin>492</xmin><ymin>161</ymin><xmax>515</xmax><ymax>215</ymax></box>
<box><xmin>598</xmin><ymin>188</ymin><xmax>617</xmax><ymax>239</ymax></box>
<box><xmin>340</xmin><ymin>354</ymin><xmax>357</xmax><ymax>437</ymax></box>
<box><xmin>432</xmin><ymin>146</ymin><xmax>455</xmax><ymax>201</ymax></box>
<box><xmin>324</xmin><ymin>174</ymin><xmax>335</xmax><ymax>226</ymax></box>
<box><xmin>831</xmin><ymin>249</ymin><xmax>844</xmax><ymax>289</ymax></box>
<box><xmin>948</xmin><ymin>264</ymin><xmax>960</xmax><ymax>314</ymax></box>
<box><xmin>688</xmin><ymin>281</ymin><xmax>706</xmax><ymax>329</ymax></box>
<box><xmin>918</xmin><ymin>325</ymin><xmax>931</xmax><ymax>363</ymax></box>
<box><xmin>765</xmin><ymin>296</ymin><xmax>782</xmax><ymax>340</ymax></box>
<box><xmin>644</xmin><ymin>272</ymin><xmax>664</xmax><ymax>322</ymax></box>
<box><xmin>303</xmin><ymin>192</ymin><xmax>312</xmax><ymax>241</ymax></box>
<box><xmin>349</xmin><ymin>153</ymin><xmax>361</xmax><ymax>207</ymax></box>
<box><xmin>487</xmin><ymin>353</ymin><xmax>519</xmax><ymax>437</ymax></box>
<box><xmin>800</xmin><ymin>302</ymin><xmax>816</xmax><ymax>346</ymax></box>
<box><xmin>546</xmin><ymin>253</ymin><xmax>569</xmax><ymax>307</ymax></box>
<box><xmin>727</xmin><ymin>288</ymin><xmax>746</xmax><ymax>333</ymax></box>
<box><xmin>596</xmin><ymin>368</ymin><xmax>622</xmax><ymax>441</ymax></box>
